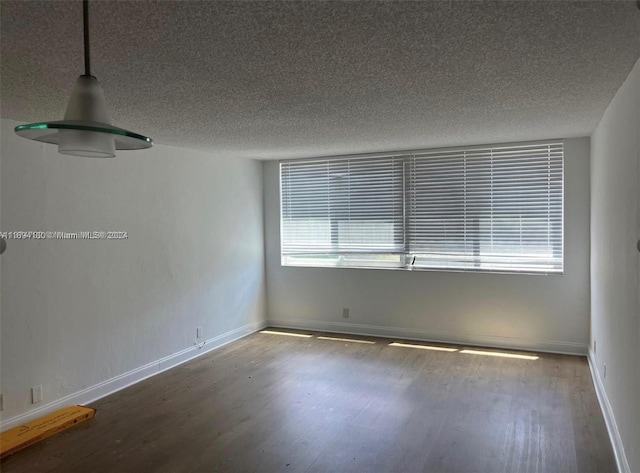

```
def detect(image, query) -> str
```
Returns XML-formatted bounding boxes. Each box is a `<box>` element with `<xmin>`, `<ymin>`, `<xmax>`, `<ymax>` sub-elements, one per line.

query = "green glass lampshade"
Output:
<box><xmin>15</xmin><ymin>121</ymin><xmax>153</xmax><ymax>152</ymax></box>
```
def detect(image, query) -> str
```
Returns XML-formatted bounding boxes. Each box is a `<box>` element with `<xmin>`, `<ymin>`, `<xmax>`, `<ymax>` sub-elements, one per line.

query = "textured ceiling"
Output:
<box><xmin>1</xmin><ymin>1</ymin><xmax>639</xmax><ymax>160</ymax></box>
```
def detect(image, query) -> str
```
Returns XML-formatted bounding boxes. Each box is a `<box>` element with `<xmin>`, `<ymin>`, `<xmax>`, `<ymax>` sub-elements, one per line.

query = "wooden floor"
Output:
<box><xmin>2</xmin><ymin>329</ymin><xmax>616</xmax><ymax>473</ymax></box>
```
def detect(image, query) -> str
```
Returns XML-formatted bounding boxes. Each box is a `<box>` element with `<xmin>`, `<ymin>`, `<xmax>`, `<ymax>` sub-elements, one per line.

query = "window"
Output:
<box><xmin>280</xmin><ymin>155</ymin><xmax>405</xmax><ymax>268</ymax></box>
<box><xmin>280</xmin><ymin>141</ymin><xmax>563</xmax><ymax>274</ymax></box>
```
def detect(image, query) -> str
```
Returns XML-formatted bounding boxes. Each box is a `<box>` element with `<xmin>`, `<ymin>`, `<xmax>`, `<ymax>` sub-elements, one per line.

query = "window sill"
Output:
<box><xmin>281</xmin><ymin>262</ymin><xmax>563</xmax><ymax>276</ymax></box>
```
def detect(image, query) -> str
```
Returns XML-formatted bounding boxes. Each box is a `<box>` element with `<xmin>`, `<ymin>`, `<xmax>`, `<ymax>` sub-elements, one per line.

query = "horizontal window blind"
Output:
<box><xmin>408</xmin><ymin>142</ymin><xmax>563</xmax><ymax>273</ymax></box>
<box><xmin>280</xmin><ymin>156</ymin><xmax>404</xmax><ymax>265</ymax></box>
<box><xmin>280</xmin><ymin>140</ymin><xmax>563</xmax><ymax>274</ymax></box>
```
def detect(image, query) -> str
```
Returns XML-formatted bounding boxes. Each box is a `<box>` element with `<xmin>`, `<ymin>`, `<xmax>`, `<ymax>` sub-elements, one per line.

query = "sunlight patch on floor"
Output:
<box><xmin>260</xmin><ymin>330</ymin><xmax>313</xmax><ymax>338</ymax></box>
<box><xmin>459</xmin><ymin>349</ymin><xmax>539</xmax><ymax>360</ymax></box>
<box><xmin>389</xmin><ymin>342</ymin><xmax>458</xmax><ymax>352</ymax></box>
<box><xmin>317</xmin><ymin>336</ymin><xmax>375</xmax><ymax>344</ymax></box>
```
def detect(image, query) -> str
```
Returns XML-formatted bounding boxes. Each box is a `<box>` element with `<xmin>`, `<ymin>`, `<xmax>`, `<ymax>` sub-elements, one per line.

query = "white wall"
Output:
<box><xmin>264</xmin><ymin>138</ymin><xmax>591</xmax><ymax>354</ymax></box>
<box><xmin>0</xmin><ymin>118</ymin><xmax>266</xmax><ymax>425</ymax></box>
<box><xmin>590</xmin><ymin>58</ymin><xmax>640</xmax><ymax>473</ymax></box>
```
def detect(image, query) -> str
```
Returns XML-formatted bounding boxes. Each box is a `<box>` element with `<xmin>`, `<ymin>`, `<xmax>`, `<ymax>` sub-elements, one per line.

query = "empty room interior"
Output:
<box><xmin>0</xmin><ymin>1</ymin><xmax>639</xmax><ymax>472</ymax></box>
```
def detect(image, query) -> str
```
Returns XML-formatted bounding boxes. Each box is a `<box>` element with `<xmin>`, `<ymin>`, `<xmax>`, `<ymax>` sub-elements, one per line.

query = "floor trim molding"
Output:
<box><xmin>0</xmin><ymin>320</ymin><xmax>268</xmax><ymax>433</ymax></box>
<box><xmin>267</xmin><ymin>318</ymin><xmax>588</xmax><ymax>355</ymax></box>
<box><xmin>587</xmin><ymin>350</ymin><xmax>630</xmax><ymax>473</ymax></box>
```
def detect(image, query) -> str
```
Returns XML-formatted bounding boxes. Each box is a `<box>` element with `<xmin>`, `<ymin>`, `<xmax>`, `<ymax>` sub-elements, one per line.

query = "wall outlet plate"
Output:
<box><xmin>342</xmin><ymin>308</ymin><xmax>349</xmax><ymax>318</ymax></box>
<box><xmin>197</xmin><ymin>327</ymin><xmax>203</xmax><ymax>339</ymax></box>
<box><xmin>0</xmin><ymin>393</ymin><xmax>3</xmax><ymax>411</ymax></box>
<box><xmin>31</xmin><ymin>385</ymin><xmax>43</xmax><ymax>404</ymax></box>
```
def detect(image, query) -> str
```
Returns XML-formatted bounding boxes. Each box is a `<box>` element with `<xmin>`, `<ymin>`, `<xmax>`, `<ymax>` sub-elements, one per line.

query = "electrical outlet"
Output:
<box><xmin>593</xmin><ymin>340</ymin><xmax>596</xmax><ymax>353</ymax></box>
<box><xmin>197</xmin><ymin>327</ymin><xmax>203</xmax><ymax>339</ymax></box>
<box><xmin>31</xmin><ymin>385</ymin><xmax>43</xmax><ymax>404</ymax></box>
<box><xmin>343</xmin><ymin>308</ymin><xmax>349</xmax><ymax>318</ymax></box>
<box><xmin>0</xmin><ymin>393</ymin><xmax>3</xmax><ymax>411</ymax></box>
<box><xmin>603</xmin><ymin>363</ymin><xmax>607</xmax><ymax>379</ymax></box>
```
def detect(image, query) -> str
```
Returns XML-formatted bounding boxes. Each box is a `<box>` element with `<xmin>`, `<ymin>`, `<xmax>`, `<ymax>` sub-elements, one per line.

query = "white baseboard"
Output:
<box><xmin>0</xmin><ymin>320</ymin><xmax>268</xmax><ymax>433</ymax></box>
<box><xmin>588</xmin><ymin>350</ymin><xmax>630</xmax><ymax>473</ymax></box>
<box><xmin>267</xmin><ymin>318</ymin><xmax>588</xmax><ymax>355</ymax></box>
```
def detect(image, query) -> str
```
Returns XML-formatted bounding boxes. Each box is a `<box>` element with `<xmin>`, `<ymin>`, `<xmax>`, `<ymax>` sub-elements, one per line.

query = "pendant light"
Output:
<box><xmin>14</xmin><ymin>0</ymin><xmax>152</xmax><ymax>157</ymax></box>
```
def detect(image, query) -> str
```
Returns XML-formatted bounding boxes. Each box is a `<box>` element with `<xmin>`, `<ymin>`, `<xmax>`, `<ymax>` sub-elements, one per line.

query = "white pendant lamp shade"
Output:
<box><xmin>16</xmin><ymin>76</ymin><xmax>152</xmax><ymax>157</ymax></box>
<box><xmin>14</xmin><ymin>1</ymin><xmax>152</xmax><ymax>157</ymax></box>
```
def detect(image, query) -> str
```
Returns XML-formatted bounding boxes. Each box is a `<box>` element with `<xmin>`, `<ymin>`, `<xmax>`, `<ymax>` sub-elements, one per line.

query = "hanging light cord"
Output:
<box><xmin>83</xmin><ymin>0</ymin><xmax>92</xmax><ymax>77</ymax></box>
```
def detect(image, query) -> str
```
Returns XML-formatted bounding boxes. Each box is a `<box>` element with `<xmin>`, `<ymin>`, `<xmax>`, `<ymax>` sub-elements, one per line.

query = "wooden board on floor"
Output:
<box><xmin>1</xmin><ymin>406</ymin><xmax>95</xmax><ymax>459</ymax></box>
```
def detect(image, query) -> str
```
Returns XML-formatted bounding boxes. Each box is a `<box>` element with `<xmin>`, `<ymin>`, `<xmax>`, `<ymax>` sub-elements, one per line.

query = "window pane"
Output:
<box><xmin>408</xmin><ymin>143</ymin><xmax>563</xmax><ymax>273</ymax></box>
<box><xmin>281</xmin><ymin>156</ymin><xmax>405</xmax><ymax>266</ymax></box>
